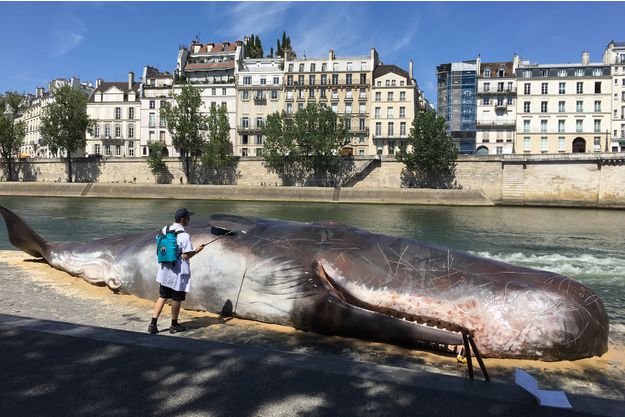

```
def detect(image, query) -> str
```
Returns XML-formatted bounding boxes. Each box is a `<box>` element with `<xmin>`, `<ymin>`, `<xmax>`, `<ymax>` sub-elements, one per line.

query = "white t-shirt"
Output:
<box><xmin>156</xmin><ymin>223</ymin><xmax>194</xmax><ymax>292</ymax></box>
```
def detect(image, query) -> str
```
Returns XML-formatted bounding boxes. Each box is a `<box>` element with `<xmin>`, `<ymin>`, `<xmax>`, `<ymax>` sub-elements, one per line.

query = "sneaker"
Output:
<box><xmin>169</xmin><ymin>323</ymin><xmax>186</xmax><ymax>334</ymax></box>
<box><xmin>147</xmin><ymin>323</ymin><xmax>158</xmax><ymax>334</ymax></box>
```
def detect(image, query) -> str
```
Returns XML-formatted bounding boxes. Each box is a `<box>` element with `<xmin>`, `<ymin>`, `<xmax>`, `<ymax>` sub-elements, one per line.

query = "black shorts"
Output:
<box><xmin>159</xmin><ymin>284</ymin><xmax>186</xmax><ymax>302</ymax></box>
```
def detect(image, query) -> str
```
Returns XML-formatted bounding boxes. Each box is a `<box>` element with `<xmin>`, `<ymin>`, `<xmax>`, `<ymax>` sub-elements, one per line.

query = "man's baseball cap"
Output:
<box><xmin>175</xmin><ymin>208</ymin><xmax>194</xmax><ymax>219</ymax></box>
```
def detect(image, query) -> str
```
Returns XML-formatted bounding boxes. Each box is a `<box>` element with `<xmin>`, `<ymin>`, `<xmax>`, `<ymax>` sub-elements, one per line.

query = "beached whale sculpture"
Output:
<box><xmin>0</xmin><ymin>205</ymin><xmax>609</xmax><ymax>361</ymax></box>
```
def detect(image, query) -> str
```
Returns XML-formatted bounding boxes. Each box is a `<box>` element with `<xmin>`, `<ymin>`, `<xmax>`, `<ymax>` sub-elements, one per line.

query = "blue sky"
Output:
<box><xmin>1</xmin><ymin>1</ymin><xmax>623</xmax><ymax>104</ymax></box>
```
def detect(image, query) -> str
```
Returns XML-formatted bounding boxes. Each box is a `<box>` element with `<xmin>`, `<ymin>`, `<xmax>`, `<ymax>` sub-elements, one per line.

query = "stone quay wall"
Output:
<box><xmin>2</xmin><ymin>153</ymin><xmax>625</xmax><ymax>207</ymax></box>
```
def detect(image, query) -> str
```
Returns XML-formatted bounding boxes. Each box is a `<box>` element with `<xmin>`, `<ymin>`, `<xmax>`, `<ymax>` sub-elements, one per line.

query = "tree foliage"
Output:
<box><xmin>201</xmin><ymin>105</ymin><xmax>237</xmax><ymax>184</ymax></box>
<box><xmin>160</xmin><ymin>84</ymin><xmax>207</xmax><ymax>183</ymax></box>
<box><xmin>396</xmin><ymin>111</ymin><xmax>458</xmax><ymax>189</ymax></box>
<box><xmin>147</xmin><ymin>140</ymin><xmax>171</xmax><ymax>183</ymax></box>
<box><xmin>261</xmin><ymin>103</ymin><xmax>349</xmax><ymax>186</ymax></box>
<box><xmin>244</xmin><ymin>34</ymin><xmax>264</xmax><ymax>59</ymax></box>
<box><xmin>0</xmin><ymin>92</ymin><xmax>26</xmax><ymax>181</ymax></box>
<box><xmin>275</xmin><ymin>31</ymin><xmax>296</xmax><ymax>58</ymax></box>
<box><xmin>40</xmin><ymin>86</ymin><xmax>92</xmax><ymax>183</ymax></box>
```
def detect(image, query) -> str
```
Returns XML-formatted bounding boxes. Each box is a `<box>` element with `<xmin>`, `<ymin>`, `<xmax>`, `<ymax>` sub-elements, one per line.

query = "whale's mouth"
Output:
<box><xmin>315</xmin><ymin>261</ymin><xmax>465</xmax><ymax>347</ymax></box>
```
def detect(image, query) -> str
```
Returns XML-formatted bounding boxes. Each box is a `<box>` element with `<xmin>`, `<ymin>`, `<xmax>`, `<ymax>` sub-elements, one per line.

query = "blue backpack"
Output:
<box><xmin>156</xmin><ymin>226</ymin><xmax>182</xmax><ymax>264</ymax></box>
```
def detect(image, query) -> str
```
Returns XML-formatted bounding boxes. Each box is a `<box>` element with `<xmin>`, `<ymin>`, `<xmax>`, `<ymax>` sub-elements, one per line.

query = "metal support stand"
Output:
<box><xmin>461</xmin><ymin>333</ymin><xmax>490</xmax><ymax>381</ymax></box>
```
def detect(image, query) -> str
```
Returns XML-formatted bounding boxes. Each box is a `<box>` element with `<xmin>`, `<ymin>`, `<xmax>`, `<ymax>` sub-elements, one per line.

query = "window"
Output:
<box><xmin>507</xmin><ymin>81</ymin><xmax>513</xmax><ymax>91</ymax></box>
<box><xmin>321</xmin><ymin>63</ymin><xmax>327</xmax><ymax>71</ymax></box>
<box><xmin>594</xmin><ymin>100</ymin><xmax>601</xmax><ymax>112</ymax></box>
<box><xmin>159</xmin><ymin>131</ymin><xmax>166</xmax><ymax>141</ymax></box>
<box><xmin>540</xmin><ymin>120</ymin><xmax>547</xmax><ymax>133</ymax></box>
<box><xmin>310</xmin><ymin>63</ymin><xmax>316</xmax><ymax>72</ymax></box>
<box><xmin>256</xmin><ymin>134</ymin><xmax>263</xmax><ymax>145</ymax></box>
<box><xmin>484</xmin><ymin>69</ymin><xmax>491</xmax><ymax>78</ymax></box>
<box><xmin>359</xmin><ymin>88</ymin><xmax>366</xmax><ymax>99</ymax></box>
<box><xmin>321</xmin><ymin>74</ymin><xmax>327</xmax><ymax>85</ymax></box>
<box><xmin>558</xmin><ymin>137</ymin><xmax>565</xmax><ymax>151</ymax></box>
<box><xmin>497</xmin><ymin>96</ymin><xmax>504</xmax><ymax>106</ymax></box>
<box><xmin>576</xmin><ymin>100</ymin><xmax>583</xmax><ymax>112</ymax></box>
<box><xmin>399</xmin><ymin>107</ymin><xmax>406</xmax><ymax>118</ymax></box>
<box><xmin>576</xmin><ymin>82</ymin><xmax>583</xmax><ymax>94</ymax></box>
<box><xmin>594</xmin><ymin>137</ymin><xmax>601</xmax><ymax>151</ymax></box>
<box><xmin>115</xmin><ymin>125</ymin><xmax>121</xmax><ymax>138</ymax></box>
<box><xmin>523</xmin><ymin>137</ymin><xmax>530</xmax><ymax>151</ymax></box>
<box><xmin>387</xmin><ymin>92</ymin><xmax>394</xmax><ymax>101</ymax></box>
<box><xmin>309</xmin><ymin>87</ymin><xmax>315</xmax><ymax>98</ymax></box>
<box><xmin>128</xmin><ymin>141</ymin><xmax>134</xmax><ymax>157</ymax></box>
<box><xmin>128</xmin><ymin>107</ymin><xmax>134</xmax><ymax>119</ymax></box>
<box><xmin>255</xmin><ymin>148</ymin><xmax>263</xmax><ymax>157</ymax></box>
<box><xmin>241</xmin><ymin>148</ymin><xmax>248</xmax><ymax>157</ymax></box>
<box><xmin>558</xmin><ymin>82</ymin><xmax>565</xmax><ymax>94</ymax></box>
<box><xmin>286</xmin><ymin>103</ymin><xmax>292</xmax><ymax>114</ymax></box>
<box><xmin>149</xmin><ymin>100</ymin><xmax>155</xmax><ymax>109</ymax></box>
<box><xmin>332</xmin><ymin>89</ymin><xmax>338</xmax><ymax>99</ymax></box>
<box><xmin>298</xmin><ymin>63</ymin><xmax>304</xmax><ymax>72</ymax></box>
<box><xmin>309</xmin><ymin>75</ymin><xmax>315</xmax><ymax>85</ymax></box>
<box><xmin>241</xmin><ymin>135</ymin><xmax>249</xmax><ymax>145</ymax></box>
<box><xmin>524</xmin><ymin>101</ymin><xmax>530</xmax><ymax>113</ymax></box>
<box><xmin>242</xmin><ymin>90</ymin><xmax>249</xmax><ymax>100</ymax></box>
<box><xmin>576</xmin><ymin>120</ymin><xmax>583</xmax><ymax>132</ymax></box>
<box><xmin>243</xmin><ymin>76</ymin><xmax>251</xmax><ymax>85</ymax></box>
<box><xmin>319</xmin><ymin>88</ymin><xmax>326</xmax><ymax>99</ymax></box>
<box><xmin>541</xmin><ymin>137</ymin><xmax>548</xmax><ymax>152</ymax></box>
<box><xmin>388</xmin><ymin>122</ymin><xmax>394</xmax><ymax>137</ymax></box>
<box><xmin>541</xmin><ymin>83</ymin><xmax>548</xmax><ymax>94</ymax></box>
<box><xmin>375</xmin><ymin>107</ymin><xmax>381</xmax><ymax>118</ymax></box>
<box><xmin>359</xmin><ymin>118</ymin><xmax>366</xmax><ymax>131</ymax></box>
<box><xmin>375</xmin><ymin>92</ymin><xmax>381</xmax><ymax>101</ymax></box>
<box><xmin>331</xmin><ymin>104</ymin><xmax>337</xmax><ymax>113</ymax></box>
<box><xmin>298</xmin><ymin>75</ymin><xmax>304</xmax><ymax>85</ymax></box>
<box><xmin>160</xmin><ymin>117</ymin><xmax>166</xmax><ymax>128</ymax></box>
<box><xmin>523</xmin><ymin>120</ymin><xmax>530</xmax><ymax>132</ymax></box>
<box><xmin>94</xmin><ymin>144</ymin><xmax>101</xmax><ymax>155</ymax></box>
<box><xmin>507</xmin><ymin>96</ymin><xmax>513</xmax><ymax>105</ymax></box>
<box><xmin>114</xmin><ymin>107</ymin><xmax>121</xmax><ymax>120</ymax></box>
<box><xmin>399</xmin><ymin>92</ymin><xmax>406</xmax><ymax>101</ymax></box>
<box><xmin>541</xmin><ymin>101</ymin><xmax>547</xmax><ymax>113</ymax></box>
<box><xmin>345</xmin><ymin>89</ymin><xmax>352</xmax><ymax>99</ymax></box>
<box><xmin>332</xmin><ymin>74</ymin><xmax>338</xmax><ymax>85</ymax></box>
<box><xmin>271</xmin><ymin>90</ymin><xmax>278</xmax><ymax>100</ymax></box>
<box><xmin>128</xmin><ymin>124</ymin><xmax>134</xmax><ymax>138</ymax></box>
<box><xmin>222</xmin><ymin>88</ymin><xmax>226</xmax><ymax>95</ymax></box>
<box><xmin>594</xmin><ymin>120</ymin><xmax>601</xmax><ymax>133</ymax></box>
<box><xmin>375</xmin><ymin>122</ymin><xmax>381</xmax><ymax>136</ymax></box>
<box><xmin>149</xmin><ymin>112</ymin><xmax>156</xmax><ymax>128</ymax></box>
<box><xmin>260</xmin><ymin>78</ymin><xmax>266</xmax><ymax>85</ymax></box>
<box><xmin>149</xmin><ymin>130</ymin><xmax>154</xmax><ymax>141</ymax></box>
<box><xmin>242</xmin><ymin>117</ymin><xmax>249</xmax><ymax>128</ymax></box>
<box><xmin>483</xmin><ymin>82</ymin><xmax>490</xmax><ymax>92</ymax></box>
<box><xmin>558</xmin><ymin>120</ymin><xmax>565</xmax><ymax>133</ymax></box>
<box><xmin>483</xmin><ymin>96</ymin><xmax>490</xmax><ymax>105</ymax></box>
<box><xmin>558</xmin><ymin>101</ymin><xmax>565</xmax><ymax>112</ymax></box>
<box><xmin>595</xmin><ymin>82</ymin><xmax>602</xmax><ymax>93</ymax></box>
<box><xmin>94</xmin><ymin>125</ymin><xmax>100</xmax><ymax>138</ymax></box>
<box><xmin>345</xmin><ymin>118</ymin><xmax>351</xmax><ymax>130</ymax></box>
<box><xmin>400</xmin><ymin>122</ymin><xmax>406</xmax><ymax>136</ymax></box>
<box><xmin>212</xmin><ymin>88</ymin><xmax>217</xmax><ymax>95</ymax></box>
<box><xmin>256</xmin><ymin>117</ymin><xmax>264</xmax><ymax>128</ymax></box>
<box><xmin>387</xmin><ymin>107</ymin><xmax>394</xmax><ymax>118</ymax></box>
<box><xmin>105</xmin><ymin>145</ymin><xmax>112</xmax><ymax>156</ymax></box>
<box><xmin>497</xmin><ymin>82</ymin><xmax>504</xmax><ymax>92</ymax></box>
<box><xmin>346</xmin><ymin>74</ymin><xmax>353</xmax><ymax>85</ymax></box>
<box><xmin>273</xmin><ymin>77</ymin><xmax>279</xmax><ymax>85</ymax></box>
<box><xmin>287</xmin><ymin>75</ymin><xmax>293</xmax><ymax>86</ymax></box>
<box><xmin>345</xmin><ymin>104</ymin><xmax>352</xmax><ymax>114</ymax></box>
<box><xmin>524</xmin><ymin>83</ymin><xmax>530</xmax><ymax>94</ymax></box>
<box><xmin>359</xmin><ymin>103</ymin><xmax>366</xmax><ymax>114</ymax></box>
<box><xmin>360</xmin><ymin>73</ymin><xmax>366</xmax><ymax>84</ymax></box>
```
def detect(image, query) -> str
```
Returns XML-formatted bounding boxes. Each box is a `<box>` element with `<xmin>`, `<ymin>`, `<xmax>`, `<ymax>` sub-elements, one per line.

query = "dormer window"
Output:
<box><xmin>497</xmin><ymin>69</ymin><xmax>505</xmax><ymax>77</ymax></box>
<box><xmin>484</xmin><ymin>69</ymin><xmax>491</xmax><ymax>78</ymax></box>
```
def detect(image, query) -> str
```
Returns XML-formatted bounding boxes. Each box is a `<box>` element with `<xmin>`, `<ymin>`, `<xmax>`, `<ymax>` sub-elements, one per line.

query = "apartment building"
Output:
<box><xmin>175</xmin><ymin>40</ymin><xmax>243</xmax><ymax>148</ymax></box>
<box><xmin>235</xmin><ymin>57</ymin><xmax>284</xmax><ymax>157</ymax></box>
<box><xmin>516</xmin><ymin>53</ymin><xmax>611</xmax><ymax>154</ymax></box>
<box><xmin>18</xmin><ymin>77</ymin><xmax>93</xmax><ymax>158</ymax></box>
<box><xmin>436</xmin><ymin>61</ymin><xmax>477</xmax><ymax>154</ymax></box>
<box><xmin>139</xmin><ymin>66</ymin><xmax>174</xmax><ymax>157</ymax></box>
<box><xmin>370</xmin><ymin>61</ymin><xmax>418</xmax><ymax>155</ymax></box>
<box><xmin>86</xmin><ymin>72</ymin><xmax>141</xmax><ymax>157</ymax></box>
<box><xmin>283</xmin><ymin>48</ymin><xmax>378</xmax><ymax>156</ymax></box>
<box><xmin>604</xmin><ymin>41</ymin><xmax>625</xmax><ymax>151</ymax></box>
<box><xmin>475</xmin><ymin>56</ymin><xmax>519</xmax><ymax>155</ymax></box>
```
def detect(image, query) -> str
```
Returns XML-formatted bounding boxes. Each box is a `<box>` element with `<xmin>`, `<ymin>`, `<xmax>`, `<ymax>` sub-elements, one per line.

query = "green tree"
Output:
<box><xmin>202</xmin><ymin>105</ymin><xmax>236</xmax><ymax>184</ymax></box>
<box><xmin>147</xmin><ymin>140</ymin><xmax>171</xmax><ymax>184</ymax></box>
<box><xmin>396</xmin><ymin>111</ymin><xmax>458</xmax><ymax>188</ymax></box>
<box><xmin>40</xmin><ymin>86</ymin><xmax>92</xmax><ymax>183</ymax></box>
<box><xmin>244</xmin><ymin>34</ymin><xmax>264</xmax><ymax>59</ymax></box>
<box><xmin>160</xmin><ymin>84</ymin><xmax>207</xmax><ymax>184</ymax></box>
<box><xmin>0</xmin><ymin>92</ymin><xmax>26</xmax><ymax>181</ymax></box>
<box><xmin>275</xmin><ymin>31</ymin><xmax>296</xmax><ymax>58</ymax></box>
<box><xmin>262</xmin><ymin>103</ymin><xmax>349</xmax><ymax>186</ymax></box>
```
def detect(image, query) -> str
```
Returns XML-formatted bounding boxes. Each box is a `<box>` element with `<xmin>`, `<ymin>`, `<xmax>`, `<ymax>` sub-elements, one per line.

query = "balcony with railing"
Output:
<box><xmin>477</xmin><ymin>87</ymin><xmax>517</xmax><ymax>94</ymax></box>
<box><xmin>476</xmin><ymin>119</ymin><xmax>516</xmax><ymax>127</ymax></box>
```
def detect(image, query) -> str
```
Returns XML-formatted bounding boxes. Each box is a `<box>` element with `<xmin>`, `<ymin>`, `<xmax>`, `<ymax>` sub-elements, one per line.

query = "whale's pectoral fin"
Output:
<box><xmin>0</xmin><ymin>205</ymin><xmax>49</xmax><ymax>259</ymax></box>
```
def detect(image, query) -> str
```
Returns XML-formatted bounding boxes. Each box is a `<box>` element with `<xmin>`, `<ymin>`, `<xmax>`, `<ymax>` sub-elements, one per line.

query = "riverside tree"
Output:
<box><xmin>40</xmin><ymin>85</ymin><xmax>92</xmax><ymax>183</ymax></box>
<box><xmin>147</xmin><ymin>140</ymin><xmax>170</xmax><ymax>183</ymax></box>
<box><xmin>396</xmin><ymin>111</ymin><xmax>458</xmax><ymax>188</ymax></box>
<box><xmin>202</xmin><ymin>105</ymin><xmax>236</xmax><ymax>184</ymax></box>
<box><xmin>160</xmin><ymin>84</ymin><xmax>207</xmax><ymax>184</ymax></box>
<box><xmin>261</xmin><ymin>102</ymin><xmax>349</xmax><ymax>186</ymax></box>
<box><xmin>0</xmin><ymin>92</ymin><xmax>26</xmax><ymax>181</ymax></box>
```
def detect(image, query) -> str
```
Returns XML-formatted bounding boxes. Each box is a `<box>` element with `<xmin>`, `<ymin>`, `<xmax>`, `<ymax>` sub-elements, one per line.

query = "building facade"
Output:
<box><xmin>604</xmin><ymin>41</ymin><xmax>625</xmax><ymax>151</ymax></box>
<box><xmin>475</xmin><ymin>56</ymin><xmax>519</xmax><ymax>155</ymax></box>
<box><xmin>175</xmin><ymin>40</ymin><xmax>243</xmax><ymax>149</ymax></box>
<box><xmin>139</xmin><ymin>66</ymin><xmax>174</xmax><ymax>157</ymax></box>
<box><xmin>283</xmin><ymin>49</ymin><xmax>378</xmax><ymax>156</ymax></box>
<box><xmin>370</xmin><ymin>62</ymin><xmax>418</xmax><ymax>155</ymax></box>
<box><xmin>515</xmin><ymin>53</ymin><xmax>611</xmax><ymax>154</ymax></box>
<box><xmin>235</xmin><ymin>57</ymin><xmax>284</xmax><ymax>157</ymax></box>
<box><xmin>19</xmin><ymin>77</ymin><xmax>93</xmax><ymax>158</ymax></box>
<box><xmin>436</xmin><ymin>61</ymin><xmax>477</xmax><ymax>154</ymax></box>
<box><xmin>86</xmin><ymin>72</ymin><xmax>141</xmax><ymax>157</ymax></box>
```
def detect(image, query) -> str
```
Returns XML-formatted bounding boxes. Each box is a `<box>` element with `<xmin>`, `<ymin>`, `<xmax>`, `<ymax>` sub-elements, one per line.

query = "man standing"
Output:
<box><xmin>148</xmin><ymin>208</ymin><xmax>206</xmax><ymax>334</ymax></box>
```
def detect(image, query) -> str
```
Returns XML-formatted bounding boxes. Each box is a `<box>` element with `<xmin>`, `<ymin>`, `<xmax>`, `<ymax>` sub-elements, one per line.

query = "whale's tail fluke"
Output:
<box><xmin>0</xmin><ymin>205</ymin><xmax>49</xmax><ymax>258</ymax></box>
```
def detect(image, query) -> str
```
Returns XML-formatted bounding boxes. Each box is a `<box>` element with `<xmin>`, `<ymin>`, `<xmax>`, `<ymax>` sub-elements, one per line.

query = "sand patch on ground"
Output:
<box><xmin>2</xmin><ymin>250</ymin><xmax>624</xmax><ymax>400</ymax></box>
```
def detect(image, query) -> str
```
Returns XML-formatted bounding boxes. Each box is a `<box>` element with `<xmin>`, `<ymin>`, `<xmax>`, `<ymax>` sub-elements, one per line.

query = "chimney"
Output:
<box><xmin>329</xmin><ymin>49</ymin><xmax>334</xmax><ymax>61</ymax></box>
<box><xmin>370</xmin><ymin>48</ymin><xmax>379</xmax><ymax>68</ymax></box>
<box><xmin>582</xmin><ymin>51</ymin><xmax>589</xmax><ymax>65</ymax></box>
<box><xmin>128</xmin><ymin>71</ymin><xmax>134</xmax><ymax>90</ymax></box>
<box><xmin>512</xmin><ymin>53</ymin><xmax>520</xmax><ymax>71</ymax></box>
<box><xmin>96</xmin><ymin>78</ymin><xmax>103</xmax><ymax>88</ymax></box>
<box><xmin>409</xmin><ymin>60</ymin><xmax>413</xmax><ymax>80</ymax></box>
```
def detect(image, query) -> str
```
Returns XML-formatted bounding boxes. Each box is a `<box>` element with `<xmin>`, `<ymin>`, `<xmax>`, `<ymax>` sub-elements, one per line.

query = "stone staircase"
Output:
<box><xmin>341</xmin><ymin>158</ymin><xmax>381</xmax><ymax>187</ymax></box>
<box><xmin>502</xmin><ymin>164</ymin><xmax>524</xmax><ymax>204</ymax></box>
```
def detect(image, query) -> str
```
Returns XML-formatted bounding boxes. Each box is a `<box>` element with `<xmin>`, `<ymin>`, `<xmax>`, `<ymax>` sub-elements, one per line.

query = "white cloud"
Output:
<box><xmin>53</xmin><ymin>30</ymin><xmax>84</xmax><ymax>56</ymax></box>
<box><xmin>211</xmin><ymin>1</ymin><xmax>295</xmax><ymax>39</ymax></box>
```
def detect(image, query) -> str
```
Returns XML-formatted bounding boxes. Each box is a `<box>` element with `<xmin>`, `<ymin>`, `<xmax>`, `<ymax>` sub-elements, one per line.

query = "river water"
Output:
<box><xmin>1</xmin><ymin>196</ymin><xmax>625</xmax><ymax>330</ymax></box>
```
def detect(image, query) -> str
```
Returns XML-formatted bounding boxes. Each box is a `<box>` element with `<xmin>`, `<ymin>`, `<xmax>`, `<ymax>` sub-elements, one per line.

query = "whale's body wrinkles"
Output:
<box><xmin>0</xmin><ymin>205</ymin><xmax>609</xmax><ymax>361</ymax></box>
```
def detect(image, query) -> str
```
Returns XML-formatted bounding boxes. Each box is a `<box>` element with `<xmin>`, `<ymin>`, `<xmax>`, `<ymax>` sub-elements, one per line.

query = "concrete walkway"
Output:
<box><xmin>2</xmin><ymin>314</ymin><xmax>623</xmax><ymax>417</ymax></box>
